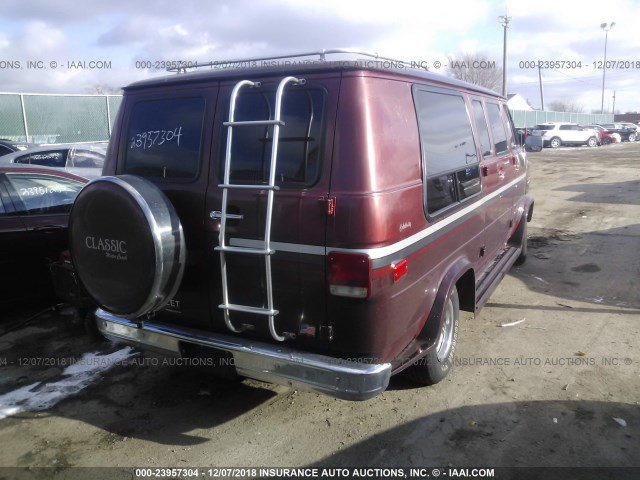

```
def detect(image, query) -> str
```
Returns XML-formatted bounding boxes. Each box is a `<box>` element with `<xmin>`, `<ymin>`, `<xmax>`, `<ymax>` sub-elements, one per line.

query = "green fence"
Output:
<box><xmin>0</xmin><ymin>93</ymin><xmax>616</xmax><ymax>143</ymax></box>
<box><xmin>510</xmin><ymin>109</ymin><xmax>614</xmax><ymax>128</ymax></box>
<box><xmin>0</xmin><ymin>93</ymin><xmax>122</xmax><ymax>144</ymax></box>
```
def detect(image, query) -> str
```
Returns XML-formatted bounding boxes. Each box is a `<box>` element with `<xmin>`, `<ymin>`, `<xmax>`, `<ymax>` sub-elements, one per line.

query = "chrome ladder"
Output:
<box><xmin>215</xmin><ymin>76</ymin><xmax>306</xmax><ymax>342</ymax></box>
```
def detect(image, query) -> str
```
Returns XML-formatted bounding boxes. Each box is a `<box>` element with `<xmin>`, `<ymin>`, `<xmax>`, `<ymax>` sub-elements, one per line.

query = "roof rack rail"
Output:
<box><xmin>167</xmin><ymin>48</ymin><xmax>423</xmax><ymax>73</ymax></box>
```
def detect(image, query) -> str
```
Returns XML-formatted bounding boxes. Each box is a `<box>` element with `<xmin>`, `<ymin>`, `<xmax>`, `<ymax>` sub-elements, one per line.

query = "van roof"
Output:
<box><xmin>124</xmin><ymin>59</ymin><xmax>502</xmax><ymax>98</ymax></box>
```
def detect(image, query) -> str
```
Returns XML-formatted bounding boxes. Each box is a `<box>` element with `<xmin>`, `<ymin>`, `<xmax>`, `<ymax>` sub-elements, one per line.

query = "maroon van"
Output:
<box><xmin>69</xmin><ymin>51</ymin><xmax>533</xmax><ymax>400</ymax></box>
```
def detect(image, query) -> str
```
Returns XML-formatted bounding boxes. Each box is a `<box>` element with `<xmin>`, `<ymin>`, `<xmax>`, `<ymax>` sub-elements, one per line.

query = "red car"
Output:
<box><xmin>589</xmin><ymin>125</ymin><xmax>618</xmax><ymax>145</ymax></box>
<box><xmin>0</xmin><ymin>165</ymin><xmax>88</xmax><ymax>305</ymax></box>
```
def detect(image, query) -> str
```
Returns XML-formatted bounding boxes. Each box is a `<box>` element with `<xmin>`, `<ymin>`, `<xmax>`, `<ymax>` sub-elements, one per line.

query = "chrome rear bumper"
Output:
<box><xmin>96</xmin><ymin>309</ymin><xmax>391</xmax><ymax>401</ymax></box>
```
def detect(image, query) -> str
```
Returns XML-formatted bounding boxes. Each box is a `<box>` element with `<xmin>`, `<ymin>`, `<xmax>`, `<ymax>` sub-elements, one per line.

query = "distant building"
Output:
<box><xmin>614</xmin><ymin>113</ymin><xmax>640</xmax><ymax>125</ymax></box>
<box><xmin>507</xmin><ymin>94</ymin><xmax>533</xmax><ymax>111</ymax></box>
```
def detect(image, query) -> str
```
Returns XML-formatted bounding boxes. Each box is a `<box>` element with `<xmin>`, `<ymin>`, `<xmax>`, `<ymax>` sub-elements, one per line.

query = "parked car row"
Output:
<box><xmin>518</xmin><ymin>121</ymin><xmax>639</xmax><ymax>150</ymax></box>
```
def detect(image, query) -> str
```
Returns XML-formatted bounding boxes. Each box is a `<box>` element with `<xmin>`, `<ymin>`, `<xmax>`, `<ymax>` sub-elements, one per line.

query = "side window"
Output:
<box><xmin>223</xmin><ymin>88</ymin><xmax>325</xmax><ymax>187</ymax></box>
<box><xmin>125</xmin><ymin>97</ymin><xmax>206</xmax><ymax>180</ymax></box>
<box><xmin>559</xmin><ymin>125</ymin><xmax>571</xmax><ymax>131</ymax></box>
<box><xmin>5</xmin><ymin>173</ymin><xmax>85</xmax><ymax>215</ymax></box>
<box><xmin>68</xmin><ymin>149</ymin><xmax>105</xmax><ymax>168</ymax></box>
<box><xmin>17</xmin><ymin>150</ymin><xmax>67</xmax><ymax>167</ymax></box>
<box><xmin>0</xmin><ymin>145</ymin><xmax>12</xmax><ymax>157</ymax></box>
<box><xmin>414</xmin><ymin>88</ymin><xmax>481</xmax><ymax>215</ymax></box>
<box><xmin>486</xmin><ymin>103</ymin><xmax>508</xmax><ymax>154</ymax></box>
<box><xmin>471</xmin><ymin>100</ymin><xmax>492</xmax><ymax>158</ymax></box>
<box><xmin>0</xmin><ymin>195</ymin><xmax>5</xmax><ymax>214</ymax></box>
<box><xmin>503</xmin><ymin>106</ymin><xmax>519</xmax><ymax>148</ymax></box>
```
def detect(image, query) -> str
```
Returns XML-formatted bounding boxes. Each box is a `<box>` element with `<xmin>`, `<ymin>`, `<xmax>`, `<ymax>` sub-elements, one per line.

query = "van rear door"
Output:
<box><xmin>205</xmin><ymin>75</ymin><xmax>340</xmax><ymax>348</ymax></box>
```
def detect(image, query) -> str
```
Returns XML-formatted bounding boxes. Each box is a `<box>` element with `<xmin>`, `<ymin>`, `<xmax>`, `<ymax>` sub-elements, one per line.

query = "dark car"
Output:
<box><xmin>0</xmin><ymin>139</ymin><xmax>33</xmax><ymax>157</ymax></box>
<box><xmin>596</xmin><ymin>124</ymin><xmax>638</xmax><ymax>142</ymax></box>
<box><xmin>0</xmin><ymin>165</ymin><xmax>88</xmax><ymax>305</ymax></box>
<box><xmin>68</xmin><ymin>50</ymin><xmax>533</xmax><ymax>400</ymax></box>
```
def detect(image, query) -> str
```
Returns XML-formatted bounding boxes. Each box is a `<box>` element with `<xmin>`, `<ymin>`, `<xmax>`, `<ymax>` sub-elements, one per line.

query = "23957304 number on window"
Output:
<box><xmin>129</xmin><ymin>127</ymin><xmax>183</xmax><ymax>150</ymax></box>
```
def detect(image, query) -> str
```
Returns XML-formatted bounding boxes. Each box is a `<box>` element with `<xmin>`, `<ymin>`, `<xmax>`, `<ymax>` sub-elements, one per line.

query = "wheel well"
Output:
<box><xmin>456</xmin><ymin>269</ymin><xmax>475</xmax><ymax>313</ymax></box>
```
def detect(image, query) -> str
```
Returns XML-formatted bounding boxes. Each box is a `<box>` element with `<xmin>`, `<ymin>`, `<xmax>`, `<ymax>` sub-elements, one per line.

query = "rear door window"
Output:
<box><xmin>124</xmin><ymin>97</ymin><xmax>206</xmax><ymax>179</ymax></box>
<box><xmin>414</xmin><ymin>87</ymin><xmax>481</xmax><ymax>215</ymax></box>
<box><xmin>5</xmin><ymin>173</ymin><xmax>85</xmax><ymax>214</ymax></box>
<box><xmin>222</xmin><ymin>87</ymin><xmax>326</xmax><ymax>187</ymax></box>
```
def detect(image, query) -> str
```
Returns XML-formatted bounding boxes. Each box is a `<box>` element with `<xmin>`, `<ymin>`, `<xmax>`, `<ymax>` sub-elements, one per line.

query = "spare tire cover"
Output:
<box><xmin>69</xmin><ymin>175</ymin><xmax>185</xmax><ymax>318</ymax></box>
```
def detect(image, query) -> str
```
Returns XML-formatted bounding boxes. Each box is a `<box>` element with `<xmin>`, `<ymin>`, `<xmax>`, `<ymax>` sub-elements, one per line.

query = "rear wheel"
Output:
<box><xmin>629</xmin><ymin>133</ymin><xmax>637</xmax><ymax>142</ymax></box>
<box><xmin>602</xmin><ymin>137</ymin><xmax>612</xmax><ymax>145</ymax></box>
<box><xmin>550</xmin><ymin>137</ymin><xmax>562</xmax><ymax>148</ymax></box>
<box><xmin>514</xmin><ymin>219</ymin><xmax>528</xmax><ymax>266</ymax></box>
<box><xmin>587</xmin><ymin>136</ymin><xmax>598</xmax><ymax>147</ymax></box>
<box><xmin>405</xmin><ymin>285</ymin><xmax>459</xmax><ymax>385</ymax></box>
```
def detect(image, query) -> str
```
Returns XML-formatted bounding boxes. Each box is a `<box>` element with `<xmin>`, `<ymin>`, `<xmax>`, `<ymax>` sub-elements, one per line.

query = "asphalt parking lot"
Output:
<box><xmin>1</xmin><ymin>142</ymin><xmax>639</xmax><ymax>479</ymax></box>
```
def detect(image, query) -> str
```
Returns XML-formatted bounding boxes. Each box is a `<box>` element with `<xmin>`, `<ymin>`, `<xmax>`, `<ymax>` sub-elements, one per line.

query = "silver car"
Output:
<box><xmin>0</xmin><ymin>142</ymin><xmax>106</xmax><ymax>179</ymax></box>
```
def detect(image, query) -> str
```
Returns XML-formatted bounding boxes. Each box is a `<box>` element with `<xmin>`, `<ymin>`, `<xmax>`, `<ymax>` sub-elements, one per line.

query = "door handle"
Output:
<box><xmin>210</xmin><ymin>211</ymin><xmax>244</xmax><ymax>220</ymax></box>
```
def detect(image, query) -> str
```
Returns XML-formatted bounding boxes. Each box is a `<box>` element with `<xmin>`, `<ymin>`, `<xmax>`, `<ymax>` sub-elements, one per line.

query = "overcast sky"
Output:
<box><xmin>1</xmin><ymin>0</ymin><xmax>638</xmax><ymax>113</ymax></box>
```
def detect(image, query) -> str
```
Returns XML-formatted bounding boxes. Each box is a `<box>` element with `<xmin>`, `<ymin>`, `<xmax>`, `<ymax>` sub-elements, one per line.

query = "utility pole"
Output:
<box><xmin>612</xmin><ymin>91</ymin><xmax>616</xmax><ymax>115</ymax></box>
<box><xmin>600</xmin><ymin>22</ymin><xmax>615</xmax><ymax>114</ymax></box>
<box><xmin>498</xmin><ymin>14</ymin><xmax>511</xmax><ymax>98</ymax></box>
<box><xmin>538</xmin><ymin>63</ymin><xmax>544</xmax><ymax>110</ymax></box>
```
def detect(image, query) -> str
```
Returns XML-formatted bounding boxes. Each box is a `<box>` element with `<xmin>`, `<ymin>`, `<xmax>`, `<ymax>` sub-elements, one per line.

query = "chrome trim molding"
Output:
<box><xmin>96</xmin><ymin>309</ymin><xmax>391</xmax><ymax>401</ymax></box>
<box><xmin>231</xmin><ymin>173</ymin><xmax>527</xmax><ymax>261</ymax></box>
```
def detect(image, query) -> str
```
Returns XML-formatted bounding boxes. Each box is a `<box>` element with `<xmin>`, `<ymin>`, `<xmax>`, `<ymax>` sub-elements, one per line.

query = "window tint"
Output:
<box><xmin>125</xmin><ymin>97</ymin><xmax>205</xmax><ymax>179</ymax></box>
<box><xmin>0</xmin><ymin>195</ymin><xmax>5</xmax><ymax>214</ymax></box>
<box><xmin>486</xmin><ymin>103</ymin><xmax>508</xmax><ymax>154</ymax></box>
<box><xmin>414</xmin><ymin>89</ymin><xmax>481</xmax><ymax>215</ymax></box>
<box><xmin>6</xmin><ymin>173</ymin><xmax>85</xmax><ymax>215</ymax></box>
<box><xmin>16</xmin><ymin>150</ymin><xmax>67</xmax><ymax>167</ymax></box>
<box><xmin>223</xmin><ymin>88</ymin><xmax>325</xmax><ymax>186</ymax></box>
<box><xmin>0</xmin><ymin>145</ymin><xmax>12</xmax><ymax>156</ymax></box>
<box><xmin>471</xmin><ymin>100</ymin><xmax>492</xmax><ymax>157</ymax></box>
<box><xmin>533</xmin><ymin>125</ymin><xmax>554</xmax><ymax>130</ymax></box>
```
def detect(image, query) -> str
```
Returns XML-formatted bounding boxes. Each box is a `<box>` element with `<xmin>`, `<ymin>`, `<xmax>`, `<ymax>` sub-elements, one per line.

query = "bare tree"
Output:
<box><xmin>548</xmin><ymin>101</ymin><xmax>585</xmax><ymax>113</ymax></box>
<box><xmin>446</xmin><ymin>53</ymin><xmax>503</xmax><ymax>92</ymax></box>
<box><xmin>87</xmin><ymin>84</ymin><xmax>121</xmax><ymax>95</ymax></box>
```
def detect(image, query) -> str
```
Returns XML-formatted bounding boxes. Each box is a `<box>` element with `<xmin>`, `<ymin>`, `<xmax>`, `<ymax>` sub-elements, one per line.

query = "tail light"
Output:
<box><xmin>328</xmin><ymin>252</ymin><xmax>371</xmax><ymax>298</ymax></box>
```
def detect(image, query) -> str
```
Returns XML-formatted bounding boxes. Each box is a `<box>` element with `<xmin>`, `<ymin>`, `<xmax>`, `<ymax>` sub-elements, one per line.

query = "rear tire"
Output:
<box><xmin>587</xmin><ymin>136</ymin><xmax>597</xmax><ymax>147</ymax></box>
<box><xmin>405</xmin><ymin>285</ymin><xmax>459</xmax><ymax>385</ymax></box>
<box><xmin>514</xmin><ymin>219</ymin><xmax>528</xmax><ymax>266</ymax></box>
<box><xmin>629</xmin><ymin>133</ymin><xmax>637</xmax><ymax>142</ymax></box>
<box><xmin>550</xmin><ymin>137</ymin><xmax>562</xmax><ymax>148</ymax></box>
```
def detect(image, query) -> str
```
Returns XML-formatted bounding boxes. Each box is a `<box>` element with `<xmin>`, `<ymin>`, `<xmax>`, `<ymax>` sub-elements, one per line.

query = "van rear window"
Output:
<box><xmin>222</xmin><ymin>88</ymin><xmax>325</xmax><ymax>187</ymax></box>
<box><xmin>124</xmin><ymin>97</ymin><xmax>205</xmax><ymax>179</ymax></box>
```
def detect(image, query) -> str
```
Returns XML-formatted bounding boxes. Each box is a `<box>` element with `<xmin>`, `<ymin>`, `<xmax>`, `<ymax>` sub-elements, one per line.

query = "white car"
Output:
<box><xmin>530</xmin><ymin>122</ymin><xmax>599</xmax><ymax>148</ymax></box>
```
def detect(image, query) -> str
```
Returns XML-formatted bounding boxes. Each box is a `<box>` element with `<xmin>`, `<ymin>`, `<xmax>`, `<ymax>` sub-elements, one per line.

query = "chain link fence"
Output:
<box><xmin>0</xmin><ymin>93</ymin><xmax>122</xmax><ymax>144</ymax></box>
<box><xmin>0</xmin><ymin>92</ymin><xmax>615</xmax><ymax>144</ymax></box>
<box><xmin>510</xmin><ymin>109</ymin><xmax>614</xmax><ymax>128</ymax></box>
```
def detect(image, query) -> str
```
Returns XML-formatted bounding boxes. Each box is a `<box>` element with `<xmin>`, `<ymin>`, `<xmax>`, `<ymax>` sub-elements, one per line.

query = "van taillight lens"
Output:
<box><xmin>328</xmin><ymin>252</ymin><xmax>371</xmax><ymax>299</ymax></box>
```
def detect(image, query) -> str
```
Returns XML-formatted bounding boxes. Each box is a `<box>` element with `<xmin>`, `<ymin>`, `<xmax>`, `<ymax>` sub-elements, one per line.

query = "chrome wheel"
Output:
<box><xmin>436</xmin><ymin>294</ymin><xmax>456</xmax><ymax>363</ymax></box>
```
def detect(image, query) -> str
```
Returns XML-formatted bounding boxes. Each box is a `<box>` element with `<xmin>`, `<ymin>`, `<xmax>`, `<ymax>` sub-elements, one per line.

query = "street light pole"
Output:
<box><xmin>600</xmin><ymin>22</ymin><xmax>615</xmax><ymax>114</ymax></box>
<box><xmin>498</xmin><ymin>15</ymin><xmax>511</xmax><ymax>98</ymax></box>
